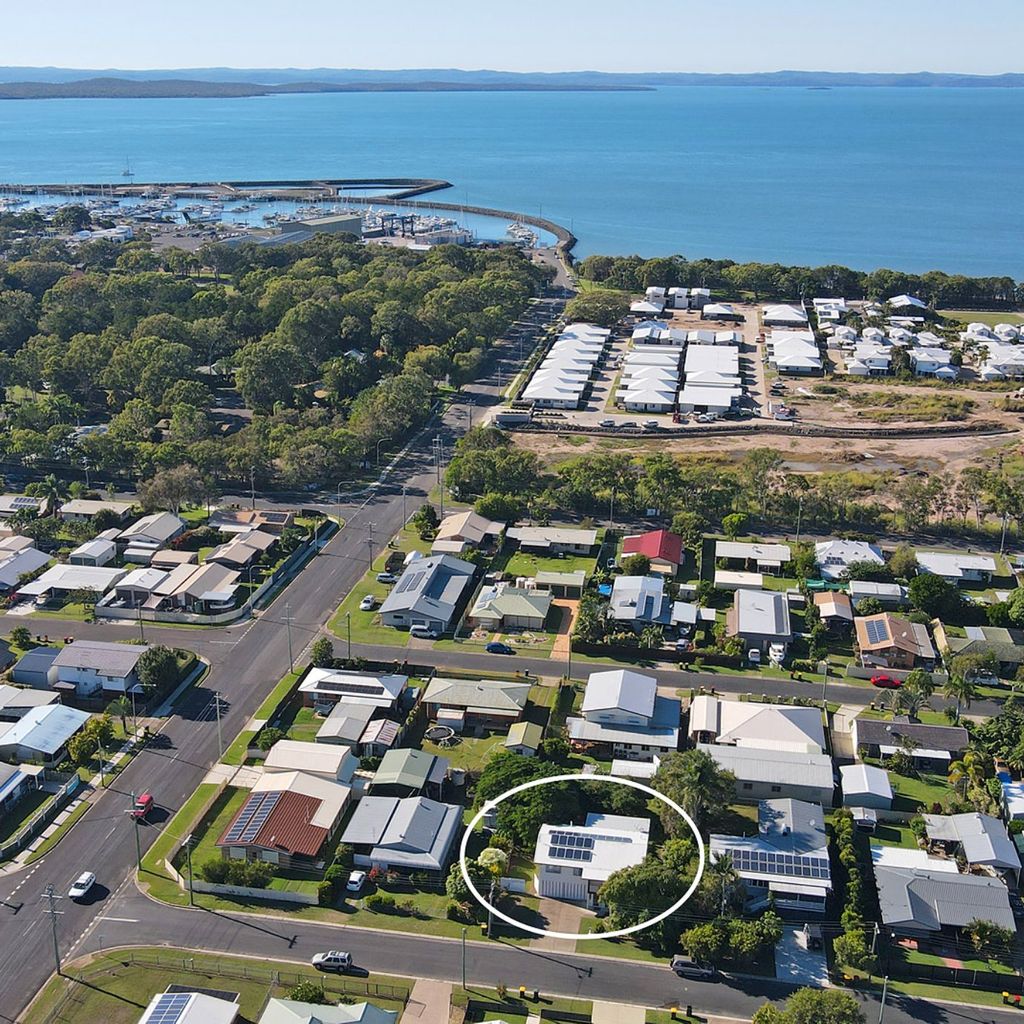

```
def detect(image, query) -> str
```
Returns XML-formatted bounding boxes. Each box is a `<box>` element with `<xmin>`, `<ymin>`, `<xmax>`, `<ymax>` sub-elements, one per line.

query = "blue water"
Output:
<box><xmin>1</xmin><ymin>87</ymin><xmax>1021</xmax><ymax>275</ymax></box>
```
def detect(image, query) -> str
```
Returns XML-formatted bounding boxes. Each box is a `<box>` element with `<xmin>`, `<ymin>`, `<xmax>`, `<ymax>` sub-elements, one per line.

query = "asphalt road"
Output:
<box><xmin>0</xmin><ymin>299</ymin><xmax>566</xmax><ymax>1022</ymax></box>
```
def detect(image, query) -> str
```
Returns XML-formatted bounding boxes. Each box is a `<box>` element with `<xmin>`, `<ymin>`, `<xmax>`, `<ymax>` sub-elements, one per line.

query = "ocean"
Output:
<box><xmin>1</xmin><ymin>87</ymin><xmax>1021</xmax><ymax>276</ymax></box>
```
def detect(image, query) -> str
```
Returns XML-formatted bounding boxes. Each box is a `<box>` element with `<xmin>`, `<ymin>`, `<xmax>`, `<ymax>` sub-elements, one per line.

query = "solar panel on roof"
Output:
<box><xmin>11</xmin><ymin>497</ymin><xmax>39</xmax><ymax>508</ymax></box>
<box><xmin>146</xmin><ymin>993</ymin><xmax>191</xmax><ymax>1024</ymax></box>
<box><xmin>549</xmin><ymin>830</ymin><xmax>595</xmax><ymax>849</ymax></box>
<box><xmin>865</xmin><ymin>619</ymin><xmax>889</xmax><ymax>645</ymax></box>
<box><xmin>223</xmin><ymin>791</ymin><xmax>281</xmax><ymax>845</ymax></box>
<box><xmin>318</xmin><ymin>680</ymin><xmax>386</xmax><ymax>696</ymax></box>
<box><xmin>549</xmin><ymin>846</ymin><xmax>593</xmax><ymax>862</ymax></box>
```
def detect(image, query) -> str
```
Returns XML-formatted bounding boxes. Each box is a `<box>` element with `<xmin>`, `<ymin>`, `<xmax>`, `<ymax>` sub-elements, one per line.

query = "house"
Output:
<box><xmin>315</xmin><ymin>702</ymin><xmax>378</xmax><ymax>749</ymax></box>
<box><xmin>68</xmin><ymin>538</ymin><xmax>117</xmax><ymax>567</ymax></box>
<box><xmin>766</xmin><ymin>331</ymin><xmax>822</xmax><ymax>375</ymax></box>
<box><xmin>716</xmin><ymin>541</ymin><xmax>791</xmax><ymax>574</ymax></box>
<box><xmin>206</xmin><ymin>530</ymin><xmax>277</xmax><ymax>569</ymax></box>
<box><xmin>299</xmin><ymin>669</ymin><xmax>408</xmax><ymax>712</ymax></box>
<box><xmin>52</xmin><ymin>640</ymin><xmax>149</xmax><ymax>697</ymax></box>
<box><xmin>0</xmin><ymin>544</ymin><xmax>50</xmax><ymax>592</ymax></box>
<box><xmin>848</xmin><ymin>580</ymin><xmax>906</xmax><ymax>609</ymax></box>
<box><xmin>813</xmin><ymin>591</ymin><xmax>854</xmax><ymax>629</ymax></box>
<box><xmin>910</xmin><ymin>347</ymin><xmax>957</xmax><ymax>379</ymax></box>
<box><xmin>259</xmin><ymin>999</ymin><xmax>397</xmax><ymax>1024</ymax></box>
<box><xmin>922</xmin><ymin>813</ymin><xmax>1021</xmax><ymax>883</ymax></box>
<box><xmin>216</xmin><ymin>771</ymin><xmax>350</xmax><ymax>869</ymax></box>
<box><xmin>341</xmin><ymin>796</ymin><xmax>462</xmax><ymax>874</ymax></box>
<box><xmin>506</xmin><ymin>526</ymin><xmax>598</xmax><ymax>555</ymax></box>
<box><xmin>151</xmin><ymin>549</ymin><xmax>198</xmax><ymax>570</ymax></box>
<box><xmin>713</xmin><ymin>570</ymin><xmax>764</xmax><ymax>592</ymax></box>
<box><xmin>710</xmin><ymin>799</ymin><xmax>831</xmax><ymax>914</ymax></box>
<box><xmin>57</xmin><ymin>499</ymin><xmax>134</xmax><ymax>523</ymax></box>
<box><xmin>431</xmin><ymin>510</ymin><xmax>504</xmax><ymax>555</ymax></box>
<box><xmin>358</xmin><ymin>719</ymin><xmax>402</xmax><ymax>758</ymax></box>
<box><xmin>621</xmin><ymin>529</ymin><xmax>684</xmax><ymax>575</ymax></box>
<box><xmin>726</xmin><ymin>589</ymin><xmax>792</xmax><ymax>658</ymax></box>
<box><xmin>0</xmin><ymin>639</ymin><xmax>14</xmax><ymax>673</ymax></box>
<box><xmin>702</xmin><ymin>302</ymin><xmax>743</xmax><ymax>322</ymax></box>
<box><xmin>111</xmin><ymin>567</ymin><xmax>169</xmax><ymax>608</ymax></box>
<box><xmin>0</xmin><ymin>762</ymin><xmax>43</xmax><ymax>822</ymax></box>
<box><xmin>1001</xmin><ymin>780</ymin><xmax>1024</xmax><ymax>821</ymax></box>
<box><xmin>118</xmin><ymin>512</ymin><xmax>187</xmax><ymax>563</ymax></box>
<box><xmin>10</xmin><ymin>647</ymin><xmax>60</xmax><ymax>689</ymax></box>
<box><xmin>851</xmin><ymin>716</ymin><xmax>968</xmax><ymax>770</ymax></box>
<box><xmin>566</xmin><ymin>669</ymin><xmax>680</xmax><ymax>762</ymax></box>
<box><xmin>16</xmin><ymin>564</ymin><xmax>127</xmax><ymax>604</ymax></box>
<box><xmin>467</xmin><ymin>583</ymin><xmax>552</xmax><ymax>630</ymax></box>
<box><xmin>263</xmin><ymin>739</ymin><xmax>359</xmax><ymax>784</ymax></box>
<box><xmin>0</xmin><ymin>495</ymin><xmax>45</xmax><ymax>519</ymax></box>
<box><xmin>208</xmin><ymin>508</ymin><xmax>296</xmax><ymax>536</ymax></box>
<box><xmin>379</xmin><ymin>554</ymin><xmax>476</xmax><ymax>632</ymax></box>
<box><xmin>534</xmin><ymin>569</ymin><xmax>586</xmax><ymax>599</ymax></box>
<box><xmin>505</xmin><ymin>721</ymin><xmax>544</xmax><ymax>756</ymax></box>
<box><xmin>855</xmin><ymin>612</ymin><xmax>936</xmax><ymax>669</ymax></box>
<box><xmin>846</xmin><ymin>343</ymin><xmax>892</xmax><ymax>377</ymax></box>
<box><xmin>941</xmin><ymin>625</ymin><xmax>1024</xmax><ymax>678</ymax></box>
<box><xmin>840</xmin><ymin>763</ymin><xmax>893</xmax><ymax>810</ymax></box>
<box><xmin>421</xmin><ymin>677</ymin><xmax>529</xmax><ymax>732</ymax></box>
<box><xmin>0</xmin><ymin>704</ymin><xmax>91</xmax><ymax>765</ymax></box>
<box><xmin>915</xmin><ymin>551</ymin><xmax>997</xmax><ymax>586</ymax></box>
<box><xmin>138</xmin><ymin>988</ymin><xmax>239</xmax><ymax>1024</ymax></box>
<box><xmin>872</xmin><ymin>860</ymin><xmax>1014</xmax><ymax>939</ymax></box>
<box><xmin>697</xmin><ymin>744</ymin><xmax>835</xmax><ymax>805</ymax></box>
<box><xmin>369</xmin><ymin>748</ymin><xmax>448</xmax><ymax>798</ymax></box>
<box><xmin>0</xmin><ymin>684</ymin><xmax>59</xmax><ymax>722</ymax></box>
<box><xmin>608</xmin><ymin>575</ymin><xmax>674</xmax><ymax>629</ymax></box>
<box><xmin>814</xmin><ymin>539</ymin><xmax>884</xmax><ymax>581</ymax></box>
<box><xmin>164</xmin><ymin>561</ymin><xmax>241</xmax><ymax>613</ymax></box>
<box><xmin>763</xmin><ymin>304</ymin><xmax>808</xmax><ymax>327</ymax></box>
<box><xmin>688</xmin><ymin>695</ymin><xmax>826</xmax><ymax>753</ymax></box>
<box><xmin>533</xmin><ymin>812</ymin><xmax>650</xmax><ymax>906</ymax></box>
<box><xmin>888</xmin><ymin>294</ymin><xmax>927</xmax><ymax>310</ymax></box>
<box><xmin>677</xmin><ymin>384</ymin><xmax>741</xmax><ymax>416</ymax></box>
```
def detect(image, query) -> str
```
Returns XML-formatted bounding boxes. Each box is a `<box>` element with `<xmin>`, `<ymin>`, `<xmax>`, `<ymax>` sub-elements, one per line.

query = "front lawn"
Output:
<box><xmin>500</xmin><ymin>548</ymin><xmax>598</xmax><ymax>578</ymax></box>
<box><xmin>0</xmin><ymin>787</ymin><xmax>54</xmax><ymax>845</ymax></box>
<box><xmin>421</xmin><ymin>732</ymin><xmax>507</xmax><ymax>773</ymax></box>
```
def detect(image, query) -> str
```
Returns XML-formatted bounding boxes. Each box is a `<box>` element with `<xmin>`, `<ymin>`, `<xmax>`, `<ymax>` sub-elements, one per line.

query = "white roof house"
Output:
<box><xmin>767</xmin><ymin>331</ymin><xmax>821</xmax><ymax>374</ymax></box>
<box><xmin>716</xmin><ymin>541</ymin><xmax>791</xmax><ymax>570</ymax></box>
<box><xmin>763</xmin><ymin>304</ymin><xmax>808</xmax><ymax>326</ymax></box>
<box><xmin>139</xmin><ymin>990</ymin><xmax>239</xmax><ymax>1024</ymax></box>
<box><xmin>727</xmin><ymin>589</ymin><xmax>792</xmax><ymax>648</ymax></box>
<box><xmin>840</xmin><ymin>763</ymin><xmax>894</xmax><ymax>809</ymax></box>
<box><xmin>263</xmin><ymin>739</ymin><xmax>359</xmax><ymax>784</ymax></box>
<box><xmin>581</xmin><ymin>669</ymin><xmax>657</xmax><ymax>719</ymax></box>
<box><xmin>922</xmin><ymin>812</ymin><xmax>1021</xmax><ymax>880</ymax></box>
<box><xmin>0</xmin><ymin>546</ymin><xmax>51</xmax><ymax>589</ymax></box>
<box><xmin>534</xmin><ymin>813</ymin><xmax>650</xmax><ymax>903</ymax></box>
<box><xmin>17</xmin><ymin>564</ymin><xmax>127</xmax><ymax>599</ymax></box>
<box><xmin>915</xmin><ymin>551</ymin><xmax>996</xmax><ymax>584</ymax></box>
<box><xmin>299</xmin><ymin>669</ymin><xmax>407</xmax><ymax>710</ymax></box>
<box><xmin>814</xmin><ymin>539</ymin><xmax>885</xmax><ymax>581</ymax></box>
<box><xmin>702</xmin><ymin>302</ymin><xmax>742</xmax><ymax>321</ymax></box>
<box><xmin>68</xmin><ymin>538</ymin><xmax>117</xmax><ymax>567</ymax></box>
<box><xmin>688</xmin><ymin>695</ymin><xmax>826</xmax><ymax>754</ymax></box>
<box><xmin>889</xmin><ymin>294</ymin><xmax>927</xmax><ymax>309</ymax></box>
<box><xmin>848</xmin><ymin>580</ymin><xmax>906</xmax><ymax>607</ymax></box>
<box><xmin>0</xmin><ymin>704</ymin><xmax>91</xmax><ymax>762</ymax></box>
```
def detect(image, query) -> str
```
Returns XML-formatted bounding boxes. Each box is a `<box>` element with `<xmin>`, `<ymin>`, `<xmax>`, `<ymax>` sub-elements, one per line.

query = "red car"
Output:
<box><xmin>870</xmin><ymin>674</ymin><xmax>902</xmax><ymax>689</ymax></box>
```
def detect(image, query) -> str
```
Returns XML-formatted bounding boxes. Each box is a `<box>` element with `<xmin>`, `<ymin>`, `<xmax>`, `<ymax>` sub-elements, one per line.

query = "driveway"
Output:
<box><xmin>550</xmin><ymin>599</ymin><xmax>579</xmax><ymax>659</ymax></box>
<box><xmin>775</xmin><ymin>927</ymin><xmax>829</xmax><ymax>988</ymax></box>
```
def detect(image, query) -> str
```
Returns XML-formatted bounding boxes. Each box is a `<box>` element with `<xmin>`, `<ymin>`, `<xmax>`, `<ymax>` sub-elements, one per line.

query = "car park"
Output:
<box><xmin>312</xmin><ymin>951</ymin><xmax>353</xmax><ymax>973</ymax></box>
<box><xmin>870</xmin><ymin>674</ymin><xmax>902</xmax><ymax>689</ymax></box>
<box><xmin>346</xmin><ymin>870</ymin><xmax>367</xmax><ymax>893</ymax></box>
<box><xmin>486</xmin><ymin>641</ymin><xmax>515</xmax><ymax>655</ymax></box>
<box><xmin>359</xmin><ymin>595</ymin><xmax>377</xmax><ymax>611</ymax></box>
<box><xmin>375</xmin><ymin>572</ymin><xmax>398</xmax><ymax>585</ymax></box>
<box><xmin>68</xmin><ymin>871</ymin><xmax>96</xmax><ymax>901</ymax></box>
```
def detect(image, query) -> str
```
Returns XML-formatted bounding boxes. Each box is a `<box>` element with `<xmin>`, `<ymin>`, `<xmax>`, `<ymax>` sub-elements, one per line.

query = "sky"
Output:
<box><xmin>3</xmin><ymin>0</ymin><xmax>1022</xmax><ymax>74</ymax></box>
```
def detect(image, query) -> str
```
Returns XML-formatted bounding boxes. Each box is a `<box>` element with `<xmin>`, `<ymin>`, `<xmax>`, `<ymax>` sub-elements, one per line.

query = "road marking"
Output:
<box><xmin>98</xmin><ymin>916</ymin><xmax>139</xmax><ymax>923</ymax></box>
<box><xmin>102</xmin><ymin>824</ymin><xmax>118</xmax><ymax>841</ymax></box>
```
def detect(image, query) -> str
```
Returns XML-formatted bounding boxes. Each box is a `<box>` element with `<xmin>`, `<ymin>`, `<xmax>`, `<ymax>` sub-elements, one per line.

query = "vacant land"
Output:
<box><xmin>941</xmin><ymin>310</ymin><xmax>1024</xmax><ymax>328</ymax></box>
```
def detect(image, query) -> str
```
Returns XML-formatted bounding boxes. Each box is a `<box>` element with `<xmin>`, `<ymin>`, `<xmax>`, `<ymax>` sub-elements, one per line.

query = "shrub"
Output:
<box><xmin>289</xmin><ymin>980</ymin><xmax>327</xmax><ymax>1004</ymax></box>
<box><xmin>318</xmin><ymin>880</ymin><xmax>335</xmax><ymax>906</ymax></box>
<box><xmin>198</xmin><ymin>857</ymin><xmax>229</xmax><ymax>883</ymax></box>
<box><xmin>256</xmin><ymin>727</ymin><xmax>285</xmax><ymax>752</ymax></box>
<box><xmin>365</xmin><ymin>892</ymin><xmax>397</xmax><ymax>913</ymax></box>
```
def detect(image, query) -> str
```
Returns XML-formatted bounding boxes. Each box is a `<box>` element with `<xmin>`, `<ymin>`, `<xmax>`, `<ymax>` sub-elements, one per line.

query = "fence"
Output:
<box><xmin>0</xmin><ymin>772</ymin><xmax>80</xmax><ymax>862</ymax></box>
<box><xmin>39</xmin><ymin>947</ymin><xmax>409</xmax><ymax>1024</ymax></box>
<box><xmin>894</xmin><ymin>960</ymin><xmax>1024</xmax><ymax>993</ymax></box>
<box><xmin>190</xmin><ymin>879</ymin><xmax>317</xmax><ymax>905</ymax></box>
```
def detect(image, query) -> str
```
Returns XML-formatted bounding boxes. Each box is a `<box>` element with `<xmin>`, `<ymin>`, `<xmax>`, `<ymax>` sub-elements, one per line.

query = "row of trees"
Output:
<box><xmin>576</xmin><ymin>252</ymin><xmax>1021</xmax><ymax>307</ymax></box>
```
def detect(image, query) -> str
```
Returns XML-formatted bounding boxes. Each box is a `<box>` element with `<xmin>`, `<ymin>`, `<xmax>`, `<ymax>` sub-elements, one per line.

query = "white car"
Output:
<box><xmin>68</xmin><ymin>871</ymin><xmax>96</xmax><ymax>901</ymax></box>
<box><xmin>409</xmin><ymin>624</ymin><xmax>439</xmax><ymax>640</ymax></box>
<box><xmin>346</xmin><ymin>869</ymin><xmax>367</xmax><ymax>893</ymax></box>
<box><xmin>358</xmin><ymin>595</ymin><xmax>377</xmax><ymax>611</ymax></box>
<box><xmin>312</xmin><ymin>950</ymin><xmax>353</xmax><ymax>973</ymax></box>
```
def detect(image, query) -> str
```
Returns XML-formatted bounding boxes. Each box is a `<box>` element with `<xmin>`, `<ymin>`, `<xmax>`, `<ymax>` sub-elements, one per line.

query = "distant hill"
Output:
<box><xmin>0</xmin><ymin>67</ymin><xmax>1021</xmax><ymax>94</ymax></box>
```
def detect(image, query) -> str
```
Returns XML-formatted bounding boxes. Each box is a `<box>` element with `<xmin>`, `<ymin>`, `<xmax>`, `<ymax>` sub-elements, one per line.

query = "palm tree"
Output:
<box><xmin>28</xmin><ymin>474</ymin><xmax>69</xmax><ymax>516</ymax></box>
<box><xmin>944</xmin><ymin>673</ymin><xmax>978</xmax><ymax>720</ymax></box>
<box><xmin>708</xmin><ymin>853</ymin><xmax>739</xmax><ymax>916</ymax></box>
<box><xmin>106</xmin><ymin>696</ymin><xmax>132</xmax><ymax>735</ymax></box>
<box><xmin>654</xmin><ymin>750</ymin><xmax>735</xmax><ymax>833</ymax></box>
<box><xmin>639</xmin><ymin>625</ymin><xmax>664</xmax><ymax>650</ymax></box>
<box><xmin>891</xmin><ymin>684</ymin><xmax>929</xmax><ymax>722</ymax></box>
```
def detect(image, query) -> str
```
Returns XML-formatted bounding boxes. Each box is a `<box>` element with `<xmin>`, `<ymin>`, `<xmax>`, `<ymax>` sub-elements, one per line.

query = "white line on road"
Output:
<box><xmin>98</xmin><ymin>917</ymin><xmax>139</xmax><ymax>923</ymax></box>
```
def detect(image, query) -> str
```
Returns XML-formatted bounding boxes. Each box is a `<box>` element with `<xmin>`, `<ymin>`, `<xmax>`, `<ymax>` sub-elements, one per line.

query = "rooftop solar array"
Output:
<box><xmin>729</xmin><ymin>848</ymin><xmax>830</xmax><ymax>879</ymax></box>
<box><xmin>10</xmin><ymin>496</ymin><xmax>40</xmax><ymax>508</ymax></box>
<box><xmin>864</xmin><ymin>619</ymin><xmax>889</xmax><ymax>645</ymax></box>
<box><xmin>396</xmin><ymin>571</ymin><xmax>425</xmax><ymax>594</ymax></box>
<box><xmin>550</xmin><ymin>830</ymin><xmax>595</xmax><ymax>849</ymax></box>
<box><xmin>145</xmin><ymin>993</ymin><xmax>191</xmax><ymax>1024</ymax></box>
<box><xmin>318</xmin><ymin>679</ymin><xmax>386</xmax><ymax>696</ymax></box>
<box><xmin>223</xmin><ymin>791</ymin><xmax>281</xmax><ymax>845</ymax></box>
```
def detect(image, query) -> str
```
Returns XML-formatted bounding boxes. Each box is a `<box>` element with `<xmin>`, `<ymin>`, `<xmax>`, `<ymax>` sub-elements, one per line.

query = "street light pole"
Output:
<box><xmin>461</xmin><ymin>926</ymin><xmax>467</xmax><ymax>989</ymax></box>
<box><xmin>375</xmin><ymin>437</ymin><xmax>391</xmax><ymax>466</ymax></box>
<box><xmin>41</xmin><ymin>885</ymin><xmax>63</xmax><ymax>976</ymax></box>
<box><xmin>402</xmin><ymin>485</ymin><xmax>407</xmax><ymax>526</ymax></box>
<box><xmin>249</xmin><ymin>465</ymin><xmax>256</xmax><ymax>511</ymax></box>
<box><xmin>346</xmin><ymin>612</ymin><xmax>352</xmax><ymax>662</ymax></box>
<box><xmin>285</xmin><ymin>602</ymin><xmax>294</xmax><ymax>670</ymax></box>
<box><xmin>877</xmin><ymin>976</ymin><xmax>888</xmax><ymax>1024</ymax></box>
<box><xmin>128</xmin><ymin>792</ymin><xmax>142</xmax><ymax>870</ymax></box>
<box><xmin>184</xmin><ymin>833</ymin><xmax>195</xmax><ymax>906</ymax></box>
<box><xmin>214</xmin><ymin>691</ymin><xmax>223</xmax><ymax>757</ymax></box>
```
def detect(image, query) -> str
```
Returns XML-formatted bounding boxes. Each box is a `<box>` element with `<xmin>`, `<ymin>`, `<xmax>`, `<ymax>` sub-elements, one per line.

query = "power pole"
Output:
<box><xmin>41</xmin><ymin>885</ymin><xmax>63</xmax><ymax>976</ymax></box>
<box><xmin>249</xmin><ymin>465</ymin><xmax>256</xmax><ymax>511</ymax></box>
<box><xmin>184</xmin><ymin>833</ymin><xmax>195</xmax><ymax>906</ymax></box>
<box><xmin>877</xmin><ymin>975</ymin><xmax>888</xmax><ymax>1024</ymax></box>
<box><xmin>127</xmin><ymin>792</ymin><xmax>142</xmax><ymax>870</ymax></box>
<box><xmin>402</xmin><ymin>485</ymin><xmax>407</xmax><ymax>527</ymax></box>
<box><xmin>487</xmin><ymin>878</ymin><xmax>497</xmax><ymax>938</ymax></box>
<box><xmin>285</xmin><ymin>602</ymin><xmax>294</xmax><ymax>670</ymax></box>
<box><xmin>214</xmin><ymin>691</ymin><xmax>223</xmax><ymax>758</ymax></box>
<box><xmin>136</xmin><ymin>602</ymin><xmax>145</xmax><ymax>643</ymax></box>
<box><xmin>346</xmin><ymin>612</ymin><xmax>352</xmax><ymax>662</ymax></box>
<box><xmin>367</xmin><ymin>523</ymin><xmax>375</xmax><ymax>575</ymax></box>
<box><xmin>795</xmin><ymin>495</ymin><xmax>804</xmax><ymax>544</ymax></box>
<box><xmin>461</xmin><ymin>926</ymin><xmax>467</xmax><ymax>989</ymax></box>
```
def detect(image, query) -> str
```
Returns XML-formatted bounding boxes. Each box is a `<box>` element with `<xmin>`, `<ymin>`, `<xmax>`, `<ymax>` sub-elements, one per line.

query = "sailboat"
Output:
<box><xmin>122</xmin><ymin>158</ymin><xmax>133</xmax><ymax>179</ymax></box>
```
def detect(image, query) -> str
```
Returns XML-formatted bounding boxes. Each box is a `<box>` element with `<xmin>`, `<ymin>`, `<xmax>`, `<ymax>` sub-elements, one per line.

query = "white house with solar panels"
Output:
<box><xmin>533</xmin><ymin>813</ymin><xmax>650</xmax><ymax>905</ymax></box>
<box><xmin>137</xmin><ymin>988</ymin><xmax>239</xmax><ymax>1024</ymax></box>
<box><xmin>710</xmin><ymin>798</ymin><xmax>832</xmax><ymax>915</ymax></box>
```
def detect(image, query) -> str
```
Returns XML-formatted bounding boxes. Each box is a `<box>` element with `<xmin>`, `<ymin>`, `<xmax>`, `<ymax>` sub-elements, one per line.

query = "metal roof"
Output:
<box><xmin>0</xmin><ymin>704</ymin><xmax>90</xmax><ymax>755</ymax></box>
<box><xmin>53</xmin><ymin>640</ymin><xmax>148</xmax><ymax>678</ymax></box>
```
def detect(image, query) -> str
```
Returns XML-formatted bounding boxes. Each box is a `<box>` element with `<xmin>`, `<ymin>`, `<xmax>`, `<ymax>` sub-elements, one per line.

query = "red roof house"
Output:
<box><xmin>621</xmin><ymin>529</ymin><xmax>684</xmax><ymax>574</ymax></box>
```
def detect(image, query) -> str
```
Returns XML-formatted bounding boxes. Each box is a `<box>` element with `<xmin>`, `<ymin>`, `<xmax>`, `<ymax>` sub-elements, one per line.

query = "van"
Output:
<box><xmin>130</xmin><ymin>793</ymin><xmax>153</xmax><ymax>820</ymax></box>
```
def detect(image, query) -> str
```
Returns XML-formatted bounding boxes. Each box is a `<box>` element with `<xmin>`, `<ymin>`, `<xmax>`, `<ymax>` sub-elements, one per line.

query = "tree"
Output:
<box><xmin>477</xmin><ymin>847</ymin><xmax>509</xmax><ymax>874</ymax></box>
<box><xmin>411</xmin><ymin>503</ymin><xmax>440</xmax><ymax>538</ymax></box>
<box><xmin>68</xmin><ymin>731</ymin><xmax>99</xmax><ymax>767</ymax></box>
<box><xmin>235</xmin><ymin>337</ymin><xmax>309</xmax><ymax>411</ymax></box>
<box><xmin>287</xmin><ymin>980</ymin><xmax>328</xmax><ymax>1004</ymax></box>
<box><xmin>721</xmin><ymin>513</ymin><xmax>747</xmax><ymax>539</ymax></box>
<box><xmin>853</xmin><ymin>596</ymin><xmax>884</xmax><ymax>617</ymax></box>
<box><xmin>887</xmin><ymin>544</ymin><xmax>919</xmax><ymax>580</ymax></box>
<box><xmin>907</xmin><ymin>573</ymin><xmax>961</xmax><ymax>619</ymax></box>
<box><xmin>25</xmin><ymin>473</ymin><xmax>68</xmax><ymax>515</ymax></box>
<box><xmin>106</xmin><ymin>695</ymin><xmax>132</xmax><ymax>734</ymax></box>
<box><xmin>475</xmin><ymin>492</ymin><xmax>523</xmax><ymax>523</ymax></box>
<box><xmin>562</xmin><ymin>290</ymin><xmax>629</xmax><ymax>328</ymax></box>
<box><xmin>599</xmin><ymin>860</ymin><xmax>693</xmax><ymax>950</ymax></box>
<box><xmin>256</xmin><ymin>727</ymin><xmax>285</xmax><ymax>752</ymax></box>
<box><xmin>842</xmin><ymin>560</ymin><xmax>893</xmax><ymax>583</ymax></box>
<box><xmin>620</xmin><ymin>553</ymin><xmax>651</xmax><ymax>576</ymax></box>
<box><xmin>944</xmin><ymin>670</ymin><xmax>979</xmax><ymax>718</ymax></box>
<box><xmin>681</xmin><ymin>919</ymin><xmax>728</xmax><ymax>964</ymax></box>
<box><xmin>9</xmin><ymin>625</ymin><xmax>31</xmax><ymax>649</ymax></box>
<box><xmin>137</xmin><ymin>645</ymin><xmax>179</xmax><ymax>695</ymax></box>
<box><xmin>52</xmin><ymin>205</ymin><xmax>92</xmax><ymax>233</ymax></box>
<box><xmin>310</xmin><ymin>637</ymin><xmax>334</xmax><ymax>668</ymax></box>
<box><xmin>138</xmin><ymin>464</ymin><xmax>204</xmax><ymax>515</ymax></box>
<box><xmin>832</xmin><ymin>931</ymin><xmax>877</xmax><ymax>975</ymax></box>
<box><xmin>652</xmin><ymin>750</ymin><xmax>736</xmax><ymax>832</ymax></box>
<box><xmin>965</xmin><ymin>918</ymin><xmax>1015</xmax><ymax>958</ymax></box>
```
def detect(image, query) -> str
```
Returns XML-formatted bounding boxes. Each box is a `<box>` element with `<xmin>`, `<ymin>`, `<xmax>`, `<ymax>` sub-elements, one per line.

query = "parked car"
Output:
<box><xmin>643</xmin><ymin>420</ymin><xmax>660</xmax><ymax>430</ymax></box>
<box><xmin>599</xmin><ymin>418</ymin><xmax>615</xmax><ymax>428</ymax></box>
<box><xmin>346</xmin><ymin>870</ymin><xmax>367</xmax><ymax>893</ymax></box>
<box><xmin>312</xmin><ymin>951</ymin><xmax>353</xmax><ymax>973</ymax></box>
<box><xmin>619</xmin><ymin>421</ymin><xmax>638</xmax><ymax>430</ymax></box>
<box><xmin>409</xmin><ymin>624</ymin><xmax>439</xmax><ymax>640</ymax></box>
<box><xmin>670</xmin><ymin>955</ymin><xmax>716</xmax><ymax>980</ymax></box>
<box><xmin>68</xmin><ymin>871</ymin><xmax>96</xmax><ymax>901</ymax></box>
<box><xmin>375</xmin><ymin>572</ymin><xmax>398</xmax><ymax>585</ymax></box>
<box><xmin>870</xmin><ymin>674</ymin><xmax>902</xmax><ymax>689</ymax></box>
<box><xmin>486</xmin><ymin>641</ymin><xmax>515</xmax><ymax>655</ymax></box>
<box><xmin>358</xmin><ymin>595</ymin><xmax>377</xmax><ymax>611</ymax></box>
<box><xmin>130</xmin><ymin>793</ymin><xmax>153</xmax><ymax>820</ymax></box>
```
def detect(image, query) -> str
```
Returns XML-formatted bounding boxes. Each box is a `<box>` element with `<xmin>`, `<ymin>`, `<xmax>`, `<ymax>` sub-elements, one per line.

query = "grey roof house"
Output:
<box><xmin>421</xmin><ymin>676</ymin><xmax>529</xmax><ymax>731</ymax></box>
<box><xmin>369</xmin><ymin>748</ymin><xmax>448</xmax><ymax>798</ymax></box>
<box><xmin>697</xmin><ymin>743</ymin><xmax>835</xmax><ymax>806</ymax></box>
<box><xmin>10</xmin><ymin>647</ymin><xmax>60</xmax><ymax>689</ymax></box>
<box><xmin>52</xmin><ymin>640</ymin><xmax>149</xmax><ymax>697</ymax></box>
<box><xmin>726</xmin><ymin>589</ymin><xmax>792</xmax><ymax>655</ymax></box>
<box><xmin>379</xmin><ymin>554</ymin><xmax>475</xmax><ymax>631</ymax></box>
<box><xmin>607</xmin><ymin>575</ymin><xmax>694</xmax><ymax>631</ymax></box>
<box><xmin>922</xmin><ymin>812</ymin><xmax>1021</xmax><ymax>883</ymax></box>
<box><xmin>341</xmin><ymin>796</ymin><xmax>462</xmax><ymax>873</ymax></box>
<box><xmin>0</xmin><ymin>704</ymin><xmax>91</xmax><ymax>764</ymax></box>
<box><xmin>852</xmin><ymin>717</ymin><xmax>968</xmax><ymax>768</ymax></box>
